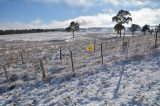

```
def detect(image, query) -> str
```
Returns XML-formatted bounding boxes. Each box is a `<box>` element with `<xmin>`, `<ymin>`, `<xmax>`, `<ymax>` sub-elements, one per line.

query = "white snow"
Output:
<box><xmin>0</xmin><ymin>32</ymin><xmax>120</xmax><ymax>41</ymax></box>
<box><xmin>0</xmin><ymin>53</ymin><xmax>159</xmax><ymax>106</ymax></box>
<box><xmin>0</xmin><ymin>32</ymin><xmax>74</xmax><ymax>41</ymax></box>
<box><xmin>0</xmin><ymin>32</ymin><xmax>159</xmax><ymax>106</ymax></box>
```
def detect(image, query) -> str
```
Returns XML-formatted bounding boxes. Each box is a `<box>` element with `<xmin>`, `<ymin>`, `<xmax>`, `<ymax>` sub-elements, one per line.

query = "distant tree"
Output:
<box><xmin>75</xmin><ymin>22</ymin><xmax>80</xmax><ymax>31</ymax></box>
<box><xmin>65</xmin><ymin>27</ymin><xmax>72</xmax><ymax>32</ymax></box>
<box><xmin>129</xmin><ymin>24</ymin><xmax>140</xmax><ymax>36</ymax></box>
<box><xmin>69</xmin><ymin>21</ymin><xmax>80</xmax><ymax>38</ymax></box>
<box><xmin>148</xmin><ymin>29</ymin><xmax>154</xmax><ymax>35</ymax></box>
<box><xmin>112</xmin><ymin>10</ymin><xmax>132</xmax><ymax>37</ymax></box>
<box><xmin>142</xmin><ymin>24</ymin><xmax>150</xmax><ymax>35</ymax></box>
<box><xmin>114</xmin><ymin>23</ymin><xmax>125</xmax><ymax>36</ymax></box>
<box><xmin>155</xmin><ymin>24</ymin><xmax>160</xmax><ymax>49</ymax></box>
<box><xmin>156</xmin><ymin>24</ymin><xmax>160</xmax><ymax>32</ymax></box>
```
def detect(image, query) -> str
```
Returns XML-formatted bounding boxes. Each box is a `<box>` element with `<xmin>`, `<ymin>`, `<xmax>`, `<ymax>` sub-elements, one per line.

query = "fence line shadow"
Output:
<box><xmin>113</xmin><ymin>66</ymin><xmax>124</xmax><ymax>99</ymax></box>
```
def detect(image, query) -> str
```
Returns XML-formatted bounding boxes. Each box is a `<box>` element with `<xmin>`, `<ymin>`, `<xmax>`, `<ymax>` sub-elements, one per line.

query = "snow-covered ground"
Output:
<box><xmin>0</xmin><ymin>32</ymin><xmax>160</xmax><ymax>106</ymax></box>
<box><xmin>0</xmin><ymin>52</ymin><xmax>159</xmax><ymax>106</ymax></box>
<box><xmin>0</xmin><ymin>32</ymin><xmax>74</xmax><ymax>41</ymax></box>
<box><xmin>0</xmin><ymin>31</ymin><xmax>135</xmax><ymax>41</ymax></box>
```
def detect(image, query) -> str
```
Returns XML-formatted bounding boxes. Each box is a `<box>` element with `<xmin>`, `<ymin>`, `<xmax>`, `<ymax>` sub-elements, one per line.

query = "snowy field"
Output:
<box><xmin>0</xmin><ymin>31</ymin><xmax>135</xmax><ymax>41</ymax></box>
<box><xmin>0</xmin><ymin>32</ymin><xmax>160</xmax><ymax>106</ymax></box>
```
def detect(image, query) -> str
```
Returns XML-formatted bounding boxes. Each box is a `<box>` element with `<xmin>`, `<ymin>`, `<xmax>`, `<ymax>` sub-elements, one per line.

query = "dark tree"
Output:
<box><xmin>148</xmin><ymin>29</ymin><xmax>154</xmax><ymax>35</ymax></box>
<box><xmin>65</xmin><ymin>27</ymin><xmax>72</xmax><ymax>32</ymax></box>
<box><xmin>155</xmin><ymin>25</ymin><xmax>160</xmax><ymax>49</ymax></box>
<box><xmin>65</xmin><ymin>21</ymin><xmax>80</xmax><ymax>38</ymax></box>
<box><xmin>142</xmin><ymin>24</ymin><xmax>150</xmax><ymax>35</ymax></box>
<box><xmin>129</xmin><ymin>24</ymin><xmax>140</xmax><ymax>36</ymax></box>
<box><xmin>156</xmin><ymin>24</ymin><xmax>160</xmax><ymax>32</ymax></box>
<box><xmin>114</xmin><ymin>23</ymin><xmax>125</xmax><ymax>36</ymax></box>
<box><xmin>112</xmin><ymin>10</ymin><xmax>132</xmax><ymax>37</ymax></box>
<box><xmin>70</xmin><ymin>21</ymin><xmax>80</xmax><ymax>38</ymax></box>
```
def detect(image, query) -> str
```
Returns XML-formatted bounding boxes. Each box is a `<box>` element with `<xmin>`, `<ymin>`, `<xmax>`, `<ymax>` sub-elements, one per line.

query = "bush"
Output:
<box><xmin>21</xmin><ymin>73</ymin><xmax>29</xmax><ymax>81</ymax></box>
<box><xmin>10</xmin><ymin>74</ymin><xmax>19</xmax><ymax>82</ymax></box>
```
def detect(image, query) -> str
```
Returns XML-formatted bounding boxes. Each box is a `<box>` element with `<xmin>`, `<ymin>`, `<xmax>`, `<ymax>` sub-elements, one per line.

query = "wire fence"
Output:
<box><xmin>0</xmin><ymin>33</ymin><xmax>160</xmax><ymax>85</ymax></box>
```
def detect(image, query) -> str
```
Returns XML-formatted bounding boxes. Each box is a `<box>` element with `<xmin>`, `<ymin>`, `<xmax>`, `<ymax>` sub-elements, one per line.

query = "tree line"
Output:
<box><xmin>65</xmin><ymin>10</ymin><xmax>160</xmax><ymax>38</ymax></box>
<box><xmin>112</xmin><ymin>10</ymin><xmax>160</xmax><ymax>37</ymax></box>
<box><xmin>0</xmin><ymin>28</ymin><xmax>64</xmax><ymax>35</ymax></box>
<box><xmin>1</xmin><ymin>10</ymin><xmax>160</xmax><ymax>36</ymax></box>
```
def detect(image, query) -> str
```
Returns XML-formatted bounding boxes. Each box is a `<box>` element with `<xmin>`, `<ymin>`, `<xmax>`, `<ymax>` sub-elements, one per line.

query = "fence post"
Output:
<box><xmin>155</xmin><ymin>31</ymin><xmax>158</xmax><ymax>49</ymax></box>
<box><xmin>60</xmin><ymin>46</ymin><xmax>62</xmax><ymax>60</ymax></box>
<box><xmin>123</xmin><ymin>35</ymin><xmax>125</xmax><ymax>45</ymax></box>
<box><xmin>3</xmin><ymin>65</ymin><xmax>11</xmax><ymax>84</ymax></box>
<box><xmin>126</xmin><ymin>38</ymin><xmax>130</xmax><ymax>59</ymax></box>
<box><xmin>20</xmin><ymin>52</ymin><xmax>24</xmax><ymax>64</ymax></box>
<box><xmin>94</xmin><ymin>39</ymin><xmax>96</xmax><ymax>52</ymax></box>
<box><xmin>101</xmin><ymin>43</ymin><xmax>104</xmax><ymax>65</ymax></box>
<box><xmin>39</xmin><ymin>59</ymin><xmax>46</xmax><ymax>80</ymax></box>
<box><xmin>70</xmin><ymin>51</ymin><xmax>74</xmax><ymax>72</ymax></box>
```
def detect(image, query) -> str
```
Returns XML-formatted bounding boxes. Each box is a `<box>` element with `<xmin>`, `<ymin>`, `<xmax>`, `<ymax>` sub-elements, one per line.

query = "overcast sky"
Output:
<box><xmin>0</xmin><ymin>0</ymin><xmax>160</xmax><ymax>30</ymax></box>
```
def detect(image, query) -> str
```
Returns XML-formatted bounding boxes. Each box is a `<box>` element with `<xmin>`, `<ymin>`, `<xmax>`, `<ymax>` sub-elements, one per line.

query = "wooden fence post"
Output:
<box><xmin>101</xmin><ymin>43</ymin><xmax>104</xmax><ymax>65</ymax></box>
<box><xmin>70</xmin><ymin>51</ymin><xmax>74</xmax><ymax>72</ymax></box>
<box><xmin>20</xmin><ymin>52</ymin><xmax>24</xmax><ymax>64</ymax></box>
<box><xmin>126</xmin><ymin>38</ymin><xmax>130</xmax><ymax>59</ymax></box>
<box><xmin>155</xmin><ymin>31</ymin><xmax>158</xmax><ymax>49</ymax></box>
<box><xmin>94</xmin><ymin>39</ymin><xmax>96</xmax><ymax>52</ymax></box>
<box><xmin>60</xmin><ymin>46</ymin><xmax>62</xmax><ymax>60</ymax></box>
<box><xmin>39</xmin><ymin>59</ymin><xmax>46</xmax><ymax>80</ymax></box>
<box><xmin>123</xmin><ymin>34</ymin><xmax>125</xmax><ymax>45</ymax></box>
<box><xmin>3</xmin><ymin>65</ymin><xmax>11</xmax><ymax>84</ymax></box>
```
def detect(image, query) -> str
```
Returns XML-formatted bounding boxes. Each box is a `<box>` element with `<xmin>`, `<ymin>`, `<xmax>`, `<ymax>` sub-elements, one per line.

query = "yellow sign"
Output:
<box><xmin>86</xmin><ymin>43</ymin><xmax>94</xmax><ymax>52</ymax></box>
